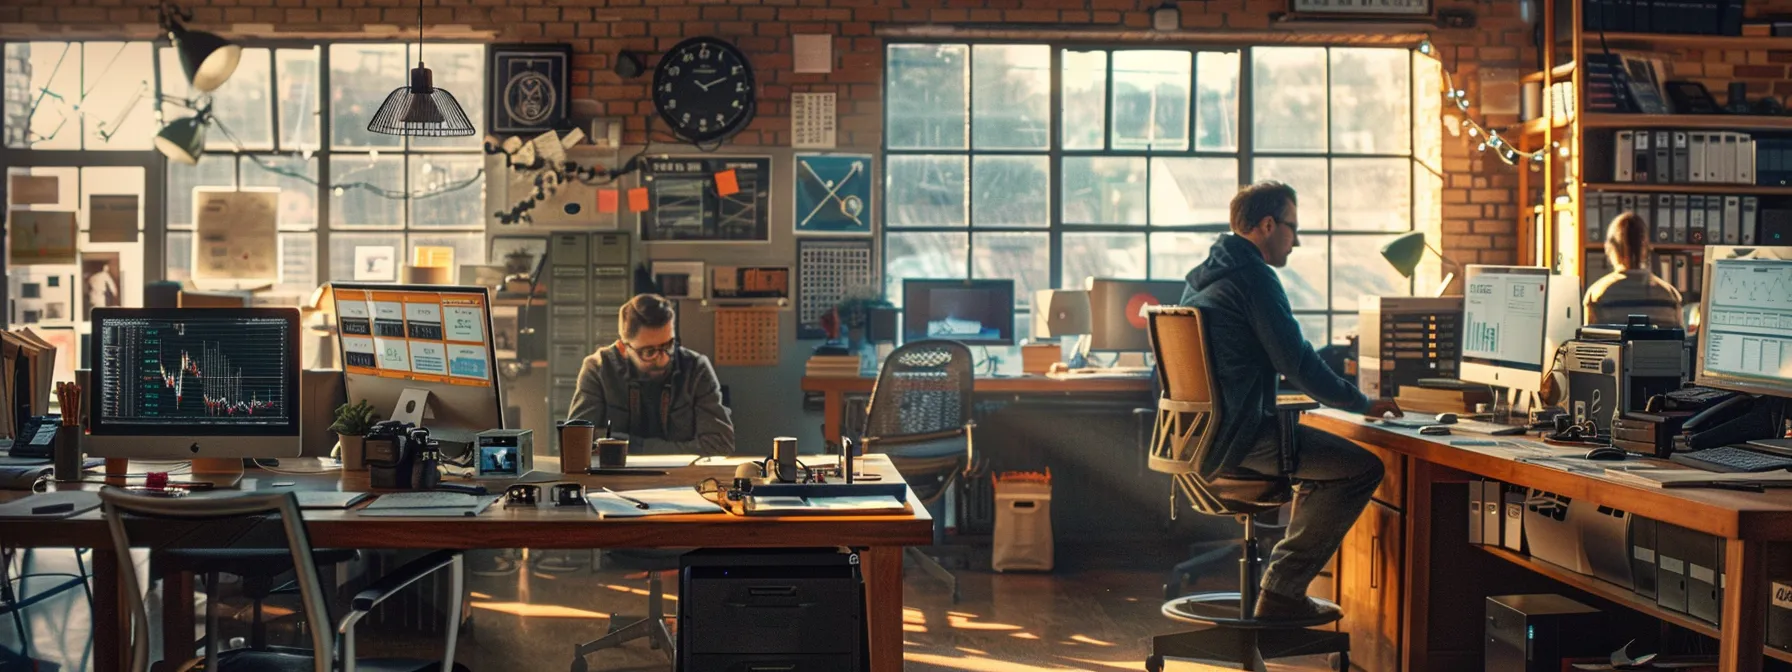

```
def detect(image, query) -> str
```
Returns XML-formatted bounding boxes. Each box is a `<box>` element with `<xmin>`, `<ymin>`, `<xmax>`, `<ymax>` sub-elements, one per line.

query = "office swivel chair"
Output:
<box><xmin>100</xmin><ymin>490</ymin><xmax>468</xmax><ymax>672</ymax></box>
<box><xmin>861</xmin><ymin>339</ymin><xmax>975</xmax><ymax>603</ymax></box>
<box><xmin>1143</xmin><ymin>306</ymin><xmax>1349</xmax><ymax>672</ymax></box>
<box><xmin>570</xmin><ymin>549</ymin><xmax>679</xmax><ymax>672</ymax></box>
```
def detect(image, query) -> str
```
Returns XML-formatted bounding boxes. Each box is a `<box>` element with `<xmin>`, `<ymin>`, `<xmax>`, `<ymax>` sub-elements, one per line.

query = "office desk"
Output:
<box><xmin>802</xmin><ymin>374</ymin><xmax>1154</xmax><ymax>444</ymax></box>
<box><xmin>1303</xmin><ymin>410</ymin><xmax>1792</xmax><ymax>672</ymax></box>
<box><xmin>2</xmin><ymin>455</ymin><xmax>931</xmax><ymax>672</ymax></box>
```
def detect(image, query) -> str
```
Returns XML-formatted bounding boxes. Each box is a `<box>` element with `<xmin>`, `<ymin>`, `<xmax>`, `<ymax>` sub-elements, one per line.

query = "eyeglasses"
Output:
<box><xmin>625</xmin><ymin>338</ymin><xmax>678</xmax><ymax>360</ymax></box>
<box><xmin>1275</xmin><ymin>218</ymin><xmax>1300</xmax><ymax>232</ymax></box>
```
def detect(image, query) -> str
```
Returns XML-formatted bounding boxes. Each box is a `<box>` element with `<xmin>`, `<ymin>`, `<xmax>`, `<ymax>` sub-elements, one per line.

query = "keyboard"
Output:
<box><xmin>360</xmin><ymin>491</ymin><xmax>492</xmax><ymax>510</ymax></box>
<box><xmin>1670</xmin><ymin>446</ymin><xmax>1792</xmax><ymax>473</ymax></box>
<box><xmin>1379</xmin><ymin>413</ymin><xmax>1526</xmax><ymax>436</ymax></box>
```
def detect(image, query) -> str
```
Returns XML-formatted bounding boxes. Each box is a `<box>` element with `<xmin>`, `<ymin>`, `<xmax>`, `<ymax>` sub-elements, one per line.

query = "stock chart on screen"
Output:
<box><xmin>98</xmin><ymin>315</ymin><xmax>293</xmax><ymax>428</ymax></box>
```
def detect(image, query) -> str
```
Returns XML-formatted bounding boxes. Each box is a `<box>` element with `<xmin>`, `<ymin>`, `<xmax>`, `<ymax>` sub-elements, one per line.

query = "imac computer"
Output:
<box><xmin>330</xmin><ymin>283</ymin><xmax>504</xmax><ymax>449</ymax></box>
<box><xmin>1085</xmin><ymin>278</ymin><xmax>1186</xmax><ymax>352</ymax></box>
<box><xmin>902</xmin><ymin>279</ymin><xmax>1016</xmax><ymax>346</ymax></box>
<box><xmin>1695</xmin><ymin>246</ymin><xmax>1792</xmax><ymax>398</ymax></box>
<box><xmin>1458</xmin><ymin>265</ymin><xmax>1582</xmax><ymax>402</ymax></box>
<box><xmin>1032</xmin><ymin>289</ymin><xmax>1091</xmax><ymax>339</ymax></box>
<box><xmin>88</xmin><ymin>308</ymin><xmax>303</xmax><ymax>461</ymax></box>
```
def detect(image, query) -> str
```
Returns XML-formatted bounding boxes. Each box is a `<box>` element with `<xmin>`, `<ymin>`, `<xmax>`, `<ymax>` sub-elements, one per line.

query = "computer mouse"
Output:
<box><xmin>1435</xmin><ymin>412</ymin><xmax>1459</xmax><ymax>425</ymax></box>
<box><xmin>1419</xmin><ymin>425</ymin><xmax>1451</xmax><ymax>436</ymax></box>
<box><xmin>1583</xmin><ymin>446</ymin><xmax>1628</xmax><ymax>461</ymax></box>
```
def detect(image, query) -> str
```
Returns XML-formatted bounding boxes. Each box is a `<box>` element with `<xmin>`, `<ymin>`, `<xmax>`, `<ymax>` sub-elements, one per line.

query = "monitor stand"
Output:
<box><xmin>389</xmin><ymin>387</ymin><xmax>475</xmax><ymax>460</ymax></box>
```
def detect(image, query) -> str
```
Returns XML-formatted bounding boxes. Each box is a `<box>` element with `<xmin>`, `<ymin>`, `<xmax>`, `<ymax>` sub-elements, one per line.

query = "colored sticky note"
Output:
<box><xmin>714</xmin><ymin>169</ymin><xmax>740</xmax><ymax>197</ymax></box>
<box><xmin>597</xmin><ymin>189</ymin><xmax>619</xmax><ymax>213</ymax></box>
<box><xmin>627</xmin><ymin>187</ymin><xmax>650</xmax><ymax>213</ymax></box>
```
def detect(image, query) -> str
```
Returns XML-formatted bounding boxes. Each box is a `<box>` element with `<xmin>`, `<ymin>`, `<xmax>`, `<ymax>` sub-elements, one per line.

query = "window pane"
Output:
<box><xmin>886</xmin><ymin>155</ymin><xmax>966</xmax><ymax>228</ymax></box>
<box><xmin>409</xmin><ymin>44</ymin><xmax>485</xmax><ymax>150</ymax></box>
<box><xmin>277</xmin><ymin>48</ymin><xmax>321</xmax><ymax>151</ymax></box>
<box><xmin>1296</xmin><ymin>314</ymin><xmax>1328</xmax><ymax>347</ymax></box>
<box><xmin>242</xmin><ymin>156</ymin><xmax>318</xmax><ymax>231</ymax></box>
<box><xmin>1253</xmin><ymin>157</ymin><xmax>1329</xmax><ymax>231</ymax></box>
<box><xmin>1063</xmin><ymin>233</ymin><xmax>1146</xmax><ymax>288</ymax></box>
<box><xmin>408</xmin><ymin>232</ymin><xmax>484</xmax><ymax>273</ymax></box>
<box><xmin>83</xmin><ymin>42</ymin><xmax>155</xmax><ymax>150</ymax></box>
<box><xmin>886</xmin><ymin>44</ymin><xmax>968</xmax><ymax>150</ymax></box>
<box><xmin>278</xmin><ymin>232</ymin><xmax>316</xmax><ymax>293</ymax></box>
<box><xmin>1276</xmin><ymin>232</ymin><xmax>1328</xmax><ymax>310</ymax></box>
<box><xmin>166</xmin><ymin>159</ymin><xmax>237</xmax><ymax>229</ymax></box>
<box><xmin>1332</xmin><ymin>234</ymin><xmax>1410</xmax><ymax>313</ymax></box>
<box><xmin>1112</xmin><ymin>51</ymin><xmax>1190</xmax><ymax>151</ymax></box>
<box><xmin>167</xmin><ymin>231</ymin><xmax>192</xmax><ymax>283</ymax></box>
<box><xmin>1149</xmin><ymin>157</ymin><xmax>1237</xmax><ymax>227</ymax></box>
<box><xmin>409</xmin><ymin>154</ymin><xmax>484</xmax><ymax>228</ymax></box>
<box><xmin>1061</xmin><ymin>50</ymin><xmax>1106</xmax><ymax>150</ymax></box>
<box><xmin>971</xmin><ymin>44</ymin><xmax>1050</xmax><ymax>150</ymax></box>
<box><xmin>329</xmin><ymin>43</ymin><xmax>406</xmax><ymax>150</ymax></box>
<box><xmin>1333</xmin><ymin>313</ymin><xmax>1360</xmax><ymax>342</ymax></box>
<box><xmin>971</xmin><ymin>156</ymin><xmax>1048</xmax><ymax>228</ymax></box>
<box><xmin>206</xmin><ymin>48</ymin><xmax>273</xmax><ymax>151</ymax></box>
<box><xmin>885</xmin><ymin>231</ymin><xmax>967</xmax><ymax>307</ymax></box>
<box><xmin>1196</xmin><ymin>51</ymin><xmax>1240</xmax><ymax>152</ymax></box>
<box><xmin>1150</xmin><ymin>231</ymin><xmax>1221</xmax><ymax>281</ymax></box>
<box><xmin>1062</xmin><ymin>156</ymin><xmax>1146</xmax><ymax>226</ymax></box>
<box><xmin>7</xmin><ymin>42</ymin><xmax>82</xmax><ymax>149</ymax></box>
<box><xmin>973</xmin><ymin>231</ymin><xmax>1048</xmax><ymax>309</ymax></box>
<box><xmin>1252</xmin><ymin>47</ymin><xmax>1327</xmax><ymax>153</ymax></box>
<box><xmin>1331</xmin><ymin>158</ymin><xmax>1411</xmax><ymax>232</ymax></box>
<box><xmin>1330</xmin><ymin>48</ymin><xmax>1411</xmax><ymax>155</ymax></box>
<box><xmin>329</xmin><ymin>232</ymin><xmax>406</xmax><ymax>282</ymax></box>
<box><xmin>329</xmin><ymin>155</ymin><xmax>405</xmax><ymax>228</ymax></box>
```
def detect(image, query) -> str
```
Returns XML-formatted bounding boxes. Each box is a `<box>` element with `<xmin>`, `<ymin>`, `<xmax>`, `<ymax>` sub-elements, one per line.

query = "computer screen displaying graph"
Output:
<box><xmin>97</xmin><ymin>314</ymin><xmax>294</xmax><ymax>428</ymax></box>
<box><xmin>1461</xmin><ymin>267</ymin><xmax>1549</xmax><ymax>373</ymax></box>
<box><xmin>1697</xmin><ymin>249</ymin><xmax>1792</xmax><ymax>396</ymax></box>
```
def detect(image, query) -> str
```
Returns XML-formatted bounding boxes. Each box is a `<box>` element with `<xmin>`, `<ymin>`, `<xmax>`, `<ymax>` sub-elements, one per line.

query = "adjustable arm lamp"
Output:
<box><xmin>1380</xmin><ymin>232</ymin><xmax>1463</xmax><ymax>297</ymax></box>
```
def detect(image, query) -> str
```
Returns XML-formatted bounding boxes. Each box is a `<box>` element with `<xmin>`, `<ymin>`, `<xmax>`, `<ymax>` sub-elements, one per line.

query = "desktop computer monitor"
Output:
<box><xmin>1694</xmin><ymin>246</ymin><xmax>1792</xmax><ymax>396</ymax></box>
<box><xmin>87</xmin><ymin>307</ymin><xmax>303</xmax><ymax>459</ymax></box>
<box><xmin>1458</xmin><ymin>265</ymin><xmax>1583</xmax><ymax>394</ymax></box>
<box><xmin>329</xmin><ymin>283</ymin><xmax>503</xmax><ymax>445</ymax></box>
<box><xmin>1085</xmin><ymin>278</ymin><xmax>1185</xmax><ymax>352</ymax></box>
<box><xmin>902</xmin><ymin>279</ymin><xmax>1015</xmax><ymax>346</ymax></box>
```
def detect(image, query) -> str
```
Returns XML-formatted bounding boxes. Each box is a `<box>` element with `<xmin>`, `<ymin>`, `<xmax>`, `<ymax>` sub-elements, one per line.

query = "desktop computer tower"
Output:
<box><xmin>1356</xmin><ymin>296</ymin><xmax>1462</xmax><ymax>399</ymax></box>
<box><xmin>678</xmin><ymin>548</ymin><xmax>863</xmax><ymax>671</ymax></box>
<box><xmin>1561</xmin><ymin>338</ymin><xmax>1684</xmax><ymax>432</ymax></box>
<box><xmin>1770</xmin><ymin>580</ymin><xmax>1792</xmax><ymax>653</ymax></box>
<box><xmin>1485</xmin><ymin>594</ymin><xmax>1603</xmax><ymax>672</ymax></box>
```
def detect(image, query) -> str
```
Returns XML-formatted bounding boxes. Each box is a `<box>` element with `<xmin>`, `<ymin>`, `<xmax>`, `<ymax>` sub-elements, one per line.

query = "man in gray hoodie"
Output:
<box><xmin>568</xmin><ymin>293</ymin><xmax>735</xmax><ymax>456</ymax></box>
<box><xmin>1181</xmin><ymin>181</ymin><xmax>1401</xmax><ymax>621</ymax></box>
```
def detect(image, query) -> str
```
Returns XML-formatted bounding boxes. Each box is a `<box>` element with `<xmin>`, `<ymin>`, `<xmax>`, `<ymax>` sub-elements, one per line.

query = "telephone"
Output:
<box><xmin>1673</xmin><ymin>393</ymin><xmax>1785</xmax><ymax>453</ymax></box>
<box><xmin>8</xmin><ymin>416</ymin><xmax>61</xmax><ymax>460</ymax></box>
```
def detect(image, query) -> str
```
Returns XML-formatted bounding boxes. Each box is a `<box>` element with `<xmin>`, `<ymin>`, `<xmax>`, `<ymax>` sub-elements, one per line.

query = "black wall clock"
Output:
<box><xmin>653</xmin><ymin>37</ymin><xmax>757</xmax><ymax>145</ymax></box>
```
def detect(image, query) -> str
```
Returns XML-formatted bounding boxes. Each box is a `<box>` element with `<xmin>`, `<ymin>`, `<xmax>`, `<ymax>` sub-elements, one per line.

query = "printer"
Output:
<box><xmin>1562</xmin><ymin>316</ymin><xmax>1685</xmax><ymax>434</ymax></box>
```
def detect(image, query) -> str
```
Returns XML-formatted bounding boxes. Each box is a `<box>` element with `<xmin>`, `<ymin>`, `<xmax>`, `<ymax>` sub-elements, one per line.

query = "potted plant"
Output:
<box><xmin>835</xmin><ymin>286</ymin><xmax>893</xmax><ymax>351</ymax></box>
<box><xmin>329</xmin><ymin>400</ymin><xmax>380</xmax><ymax>470</ymax></box>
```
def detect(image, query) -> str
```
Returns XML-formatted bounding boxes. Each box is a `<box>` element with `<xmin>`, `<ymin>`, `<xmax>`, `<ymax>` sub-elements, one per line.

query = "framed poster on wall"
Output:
<box><xmin>639</xmin><ymin>156</ymin><xmax>772</xmax><ymax>243</ymax></box>
<box><xmin>488</xmin><ymin>44</ymin><xmax>572</xmax><ymax>134</ymax></box>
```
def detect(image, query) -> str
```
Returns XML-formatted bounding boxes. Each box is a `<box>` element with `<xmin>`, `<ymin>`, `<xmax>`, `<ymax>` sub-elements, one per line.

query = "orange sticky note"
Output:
<box><xmin>714</xmin><ymin>169</ymin><xmax>740</xmax><ymax>197</ymax></box>
<box><xmin>627</xmin><ymin>187</ymin><xmax>650</xmax><ymax>213</ymax></box>
<box><xmin>597</xmin><ymin>189</ymin><xmax>619</xmax><ymax>213</ymax></box>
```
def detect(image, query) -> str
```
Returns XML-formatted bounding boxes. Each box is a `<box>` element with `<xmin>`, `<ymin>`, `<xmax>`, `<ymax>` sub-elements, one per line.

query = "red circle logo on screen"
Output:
<box><xmin>1126</xmin><ymin>293</ymin><xmax>1161</xmax><ymax>330</ymax></box>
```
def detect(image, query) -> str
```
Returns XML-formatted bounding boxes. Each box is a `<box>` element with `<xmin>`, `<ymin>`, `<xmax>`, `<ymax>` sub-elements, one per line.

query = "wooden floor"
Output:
<box><xmin>0</xmin><ymin>545</ymin><xmax>1335</xmax><ymax>671</ymax></box>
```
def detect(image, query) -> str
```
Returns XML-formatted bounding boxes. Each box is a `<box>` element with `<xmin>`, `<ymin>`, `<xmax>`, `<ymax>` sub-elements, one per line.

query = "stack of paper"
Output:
<box><xmin>586</xmin><ymin>487</ymin><xmax>725</xmax><ymax>518</ymax></box>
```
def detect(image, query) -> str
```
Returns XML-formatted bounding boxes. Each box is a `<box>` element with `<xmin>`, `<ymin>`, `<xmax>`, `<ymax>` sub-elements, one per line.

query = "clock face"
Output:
<box><xmin>653</xmin><ymin>37</ymin><xmax>756</xmax><ymax>144</ymax></box>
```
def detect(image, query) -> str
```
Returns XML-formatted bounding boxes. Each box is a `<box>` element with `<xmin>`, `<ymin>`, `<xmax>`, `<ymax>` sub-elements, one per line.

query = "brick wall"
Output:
<box><xmin>2</xmin><ymin>0</ymin><xmax>1541</xmax><ymax>265</ymax></box>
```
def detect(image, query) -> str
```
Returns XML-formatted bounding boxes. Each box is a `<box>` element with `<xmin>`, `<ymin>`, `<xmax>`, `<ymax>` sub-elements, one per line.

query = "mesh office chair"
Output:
<box><xmin>570</xmin><ymin>549</ymin><xmax>679</xmax><ymax>672</ymax></box>
<box><xmin>100</xmin><ymin>490</ymin><xmax>468</xmax><ymax>672</ymax></box>
<box><xmin>862</xmin><ymin>339</ymin><xmax>975</xmax><ymax>603</ymax></box>
<box><xmin>1143</xmin><ymin>306</ymin><xmax>1348</xmax><ymax>672</ymax></box>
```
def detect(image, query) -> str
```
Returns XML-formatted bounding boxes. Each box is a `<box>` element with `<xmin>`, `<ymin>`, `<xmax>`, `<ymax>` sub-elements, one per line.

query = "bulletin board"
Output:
<box><xmin>714</xmin><ymin>307</ymin><xmax>780</xmax><ymax>367</ymax></box>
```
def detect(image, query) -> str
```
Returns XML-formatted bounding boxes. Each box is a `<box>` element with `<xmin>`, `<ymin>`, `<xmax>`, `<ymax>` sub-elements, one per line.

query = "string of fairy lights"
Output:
<box><xmin>1416</xmin><ymin>39</ymin><xmax>1556</xmax><ymax>168</ymax></box>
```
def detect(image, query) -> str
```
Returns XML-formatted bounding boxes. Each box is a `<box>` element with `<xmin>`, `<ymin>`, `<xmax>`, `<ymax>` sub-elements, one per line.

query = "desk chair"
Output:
<box><xmin>862</xmin><ymin>339</ymin><xmax>975</xmax><ymax>603</ymax></box>
<box><xmin>570</xmin><ymin>549</ymin><xmax>680</xmax><ymax>672</ymax></box>
<box><xmin>155</xmin><ymin>547</ymin><xmax>360</xmax><ymax>661</ymax></box>
<box><xmin>100</xmin><ymin>490</ymin><xmax>467</xmax><ymax>672</ymax></box>
<box><xmin>1143</xmin><ymin>306</ymin><xmax>1348</xmax><ymax>672</ymax></box>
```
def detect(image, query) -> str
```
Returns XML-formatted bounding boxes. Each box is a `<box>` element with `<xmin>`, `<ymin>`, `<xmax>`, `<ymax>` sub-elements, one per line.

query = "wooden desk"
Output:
<box><xmin>802</xmin><ymin>374</ymin><xmax>1154</xmax><ymax>443</ymax></box>
<box><xmin>3</xmin><ymin>456</ymin><xmax>931</xmax><ymax>672</ymax></box>
<box><xmin>1302</xmin><ymin>410</ymin><xmax>1792</xmax><ymax>672</ymax></box>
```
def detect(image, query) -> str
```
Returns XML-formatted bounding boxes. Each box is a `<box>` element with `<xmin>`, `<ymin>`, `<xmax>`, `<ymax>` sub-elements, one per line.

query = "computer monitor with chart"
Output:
<box><xmin>330</xmin><ymin>283</ymin><xmax>504</xmax><ymax>444</ymax></box>
<box><xmin>1458</xmin><ymin>265</ymin><xmax>1583</xmax><ymax>394</ymax></box>
<box><xmin>87</xmin><ymin>308</ymin><xmax>303</xmax><ymax>460</ymax></box>
<box><xmin>902</xmin><ymin>279</ymin><xmax>1015</xmax><ymax>346</ymax></box>
<box><xmin>1695</xmin><ymin>246</ymin><xmax>1792</xmax><ymax>397</ymax></box>
<box><xmin>1085</xmin><ymin>278</ymin><xmax>1186</xmax><ymax>352</ymax></box>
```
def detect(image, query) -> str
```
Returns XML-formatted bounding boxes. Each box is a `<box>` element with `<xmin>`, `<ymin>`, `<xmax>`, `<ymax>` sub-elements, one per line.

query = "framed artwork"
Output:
<box><xmin>794</xmin><ymin>153</ymin><xmax>873</xmax><ymax>236</ymax></box>
<box><xmin>650</xmin><ymin>261</ymin><xmax>706</xmax><ymax>300</ymax></box>
<box><xmin>80</xmin><ymin>252</ymin><xmax>122</xmax><ymax>321</ymax></box>
<box><xmin>639</xmin><ymin>156</ymin><xmax>772</xmax><ymax>243</ymax></box>
<box><xmin>353</xmin><ymin>246</ymin><xmax>397</xmax><ymax>282</ymax></box>
<box><xmin>796</xmin><ymin>239</ymin><xmax>876</xmax><ymax>339</ymax></box>
<box><xmin>488</xmin><ymin>44</ymin><xmax>572</xmax><ymax>134</ymax></box>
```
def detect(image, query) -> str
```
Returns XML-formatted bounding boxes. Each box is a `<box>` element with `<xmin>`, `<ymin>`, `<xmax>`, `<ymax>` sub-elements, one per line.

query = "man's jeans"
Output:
<box><xmin>1236</xmin><ymin>422</ymin><xmax>1385</xmax><ymax>600</ymax></box>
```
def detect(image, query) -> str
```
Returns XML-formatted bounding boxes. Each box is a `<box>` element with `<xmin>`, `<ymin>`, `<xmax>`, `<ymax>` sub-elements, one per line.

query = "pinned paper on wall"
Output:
<box><xmin>791</xmin><ymin>93</ymin><xmax>837</xmax><ymax>150</ymax></box>
<box><xmin>627</xmin><ymin>188</ymin><xmax>650</xmax><ymax>212</ymax></box>
<box><xmin>9</xmin><ymin>175</ymin><xmax>59</xmax><ymax>205</ymax></box>
<box><xmin>714</xmin><ymin>169</ymin><xmax>740</xmax><ymax>197</ymax></box>
<box><xmin>597</xmin><ymin>189</ymin><xmax>619</xmax><ymax>213</ymax></box>
<box><xmin>192</xmin><ymin>188</ymin><xmax>279</xmax><ymax>282</ymax></box>
<box><xmin>88</xmin><ymin>194</ymin><xmax>140</xmax><ymax>243</ymax></box>
<box><xmin>714</xmin><ymin>307</ymin><xmax>780</xmax><ymax>367</ymax></box>
<box><xmin>8</xmin><ymin>211</ymin><xmax>78</xmax><ymax>266</ymax></box>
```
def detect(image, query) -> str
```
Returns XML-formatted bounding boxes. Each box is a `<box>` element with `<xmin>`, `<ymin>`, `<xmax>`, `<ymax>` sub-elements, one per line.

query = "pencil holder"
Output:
<box><xmin>52</xmin><ymin>431</ymin><xmax>83</xmax><ymax>483</ymax></box>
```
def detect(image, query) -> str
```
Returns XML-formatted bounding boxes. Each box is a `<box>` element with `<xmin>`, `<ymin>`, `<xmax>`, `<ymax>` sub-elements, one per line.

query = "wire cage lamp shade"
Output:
<box><xmin>367</xmin><ymin>65</ymin><xmax>475</xmax><ymax>137</ymax></box>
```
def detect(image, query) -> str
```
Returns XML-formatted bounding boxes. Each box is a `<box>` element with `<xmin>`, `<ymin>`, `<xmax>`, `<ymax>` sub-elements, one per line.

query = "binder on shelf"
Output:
<box><xmin>1469</xmin><ymin>480</ymin><xmax>1485</xmax><ymax>545</ymax></box>
<box><xmin>1739</xmin><ymin>134</ymin><xmax>1756</xmax><ymax>185</ymax></box>
<box><xmin>1688</xmin><ymin>132</ymin><xmax>1707</xmax><ymax>182</ymax></box>
<box><xmin>1656</xmin><ymin>194</ymin><xmax>1674</xmax><ymax>241</ymax></box>
<box><xmin>1725</xmin><ymin>195</ymin><xmax>1742</xmax><ymax>244</ymax></box>
<box><xmin>1620</xmin><ymin>193</ymin><xmax>1639</xmax><ymax>226</ymax></box>
<box><xmin>1634</xmin><ymin>130</ymin><xmax>1652</xmax><ymax>183</ymax></box>
<box><xmin>1706</xmin><ymin>194</ymin><xmax>1724</xmax><ymax>245</ymax></box>
<box><xmin>1743</xmin><ymin>196</ymin><xmax>1759</xmax><ymax>245</ymax></box>
<box><xmin>1654</xmin><ymin>131</ymin><xmax>1671</xmax><ymax>184</ymax></box>
<box><xmin>1689</xmin><ymin>195</ymin><xmax>1707</xmax><ymax>244</ymax></box>
<box><xmin>1672</xmin><ymin>132</ymin><xmax>1690</xmax><ymax>183</ymax></box>
<box><xmin>1672</xmin><ymin>194</ymin><xmax>1689</xmax><ymax>243</ymax></box>
<box><xmin>1616</xmin><ymin>131</ymin><xmax>1636</xmax><ymax>182</ymax></box>
<box><xmin>1717</xmin><ymin>133</ymin><xmax>1738</xmax><ymax>184</ymax></box>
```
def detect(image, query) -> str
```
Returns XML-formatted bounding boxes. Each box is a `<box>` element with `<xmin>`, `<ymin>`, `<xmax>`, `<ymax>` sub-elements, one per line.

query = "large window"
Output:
<box><xmin>884</xmin><ymin>44</ymin><xmax>1423</xmax><ymax>344</ymax></box>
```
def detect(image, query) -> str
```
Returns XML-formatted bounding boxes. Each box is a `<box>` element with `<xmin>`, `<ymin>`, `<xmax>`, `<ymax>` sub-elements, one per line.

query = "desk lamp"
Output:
<box><xmin>1381</xmin><ymin>232</ymin><xmax>1462</xmax><ymax>297</ymax></box>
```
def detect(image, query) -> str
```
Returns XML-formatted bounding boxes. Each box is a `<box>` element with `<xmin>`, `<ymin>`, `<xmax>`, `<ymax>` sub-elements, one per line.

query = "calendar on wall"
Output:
<box><xmin>791</xmin><ymin>92</ymin><xmax>837</xmax><ymax>149</ymax></box>
<box><xmin>796</xmin><ymin>238</ymin><xmax>876</xmax><ymax>339</ymax></box>
<box><xmin>714</xmin><ymin>307</ymin><xmax>781</xmax><ymax>366</ymax></box>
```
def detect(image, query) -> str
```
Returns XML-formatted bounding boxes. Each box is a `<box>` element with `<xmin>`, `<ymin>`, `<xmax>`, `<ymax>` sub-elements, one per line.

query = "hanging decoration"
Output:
<box><xmin>1413</xmin><ymin>39</ymin><xmax>1550</xmax><ymax>168</ymax></box>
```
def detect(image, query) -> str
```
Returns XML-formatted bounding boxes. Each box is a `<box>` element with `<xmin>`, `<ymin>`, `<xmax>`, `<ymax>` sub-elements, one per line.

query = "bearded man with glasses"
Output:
<box><xmin>568</xmin><ymin>293</ymin><xmax>735</xmax><ymax>456</ymax></box>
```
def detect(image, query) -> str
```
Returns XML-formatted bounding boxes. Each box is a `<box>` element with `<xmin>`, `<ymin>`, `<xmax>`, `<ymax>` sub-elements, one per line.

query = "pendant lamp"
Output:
<box><xmin>154</xmin><ymin>105</ymin><xmax>212</xmax><ymax>165</ymax></box>
<box><xmin>160</xmin><ymin>5</ymin><xmax>241</xmax><ymax>93</ymax></box>
<box><xmin>367</xmin><ymin>0</ymin><xmax>475</xmax><ymax>137</ymax></box>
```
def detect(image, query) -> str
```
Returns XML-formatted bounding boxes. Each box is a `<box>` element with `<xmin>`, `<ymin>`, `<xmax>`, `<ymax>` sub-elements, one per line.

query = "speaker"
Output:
<box><xmin>301</xmin><ymin>370</ymin><xmax>347</xmax><ymax>458</ymax></box>
<box><xmin>1485</xmin><ymin>594</ymin><xmax>1603</xmax><ymax>672</ymax></box>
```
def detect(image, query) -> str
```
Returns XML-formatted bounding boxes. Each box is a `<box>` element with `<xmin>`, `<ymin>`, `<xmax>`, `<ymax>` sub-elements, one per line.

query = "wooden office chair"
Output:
<box><xmin>100</xmin><ymin>490</ymin><xmax>468</xmax><ymax>672</ymax></box>
<box><xmin>862</xmin><ymin>339</ymin><xmax>975</xmax><ymax>603</ymax></box>
<box><xmin>1143</xmin><ymin>306</ymin><xmax>1348</xmax><ymax>672</ymax></box>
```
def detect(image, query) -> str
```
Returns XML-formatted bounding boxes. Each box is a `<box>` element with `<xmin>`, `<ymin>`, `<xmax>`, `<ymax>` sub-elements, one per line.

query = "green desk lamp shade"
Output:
<box><xmin>1381</xmin><ymin>231</ymin><xmax>1430</xmax><ymax>278</ymax></box>
<box><xmin>154</xmin><ymin>115</ymin><xmax>207</xmax><ymax>165</ymax></box>
<box><xmin>169</xmin><ymin>23</ymin><xmax>242</xmax><ymax>93</ymax></box>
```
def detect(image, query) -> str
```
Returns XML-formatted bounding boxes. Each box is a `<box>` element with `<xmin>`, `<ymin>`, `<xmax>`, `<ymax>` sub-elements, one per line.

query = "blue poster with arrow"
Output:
<box><xmin>793</xmin><ymin>153</ymin><xmax>873</xmax><ymax>236</ymax></box>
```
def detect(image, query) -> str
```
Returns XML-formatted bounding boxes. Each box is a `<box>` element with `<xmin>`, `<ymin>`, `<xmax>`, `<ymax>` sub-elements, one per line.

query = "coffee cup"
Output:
<box><xmin>558</xmin><ymin>420</ymin><xmax>594</xmax><ymax>474</ymax></box>
<box><xmin>596</xmin><ymin>438</ymin><xmax>628</xmax><ymax>468</ymax></box>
